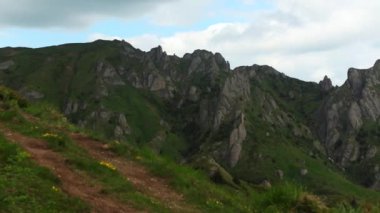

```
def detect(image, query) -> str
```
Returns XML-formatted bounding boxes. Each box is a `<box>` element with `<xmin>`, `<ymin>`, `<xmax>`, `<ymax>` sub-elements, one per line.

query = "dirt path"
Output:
<box><xmin>71</xmin><ymin>133</ymin><xmax>198</xmax><ymax>213</ymax></box>
<box><xmin>0</xmin><ymin>126</ymin><xmax>141</xmax><ymax>213</ymax></box>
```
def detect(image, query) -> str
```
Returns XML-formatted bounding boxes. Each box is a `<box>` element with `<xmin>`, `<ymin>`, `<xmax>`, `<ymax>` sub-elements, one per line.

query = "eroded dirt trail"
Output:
<box><xmin>0</xmin><ymin>126</ymin><xmax>141</xmax><ymax>213</ymax></box>
<box><xmin>71</xmin><ymin>133</ymin><xmax>198</xmax><ymax>213</ymax></box>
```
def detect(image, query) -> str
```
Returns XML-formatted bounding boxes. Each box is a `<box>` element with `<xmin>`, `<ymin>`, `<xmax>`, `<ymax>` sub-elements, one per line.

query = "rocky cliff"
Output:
<box><xmin>317</xmin><ymin>60</ymin><xmax>380</xmax><ymax>188</ymax></box>
<box><xmin>1</xmin><ymin>40</ymin><xmax>380</xmax><ymax>192</ymax></box>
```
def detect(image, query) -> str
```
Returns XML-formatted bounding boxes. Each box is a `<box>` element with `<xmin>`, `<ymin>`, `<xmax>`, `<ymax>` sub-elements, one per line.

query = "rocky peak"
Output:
<box><xmin>148</xmin><ymin>45</ymin><xmax>166</xmax><ymax>59</ymax></box>
<box><xmin>249</xmin><ymin>64</ymin><xmax>285</xmax><ymax>79</ymax></box>
<box><xmin>118</xmin><ymin>40</ymin><xmax>140</xmax><ymax>57</ymax></box>
<box><xmin>318</xmin><ymin>59</ymin><xmax>380</xmax><ymax>170</ymax></box>
<box><xmin>347</xmin><ymin>68</ymin><xmax>366</xmax><ymax>99</ymax></box>
<box><xmin>185</xmin><ymin>50</ymin><xmax>230</xmax><ymax>72</ymax></box>
<box><xmin>374</xmin><ymin>59</ymin><xmax>380</xmax><ymax>70</ymax></box>
<box><xmin>319</xmin><ymin>75</ymin><xmax>333</xmax><ymax>93</ymax></box>
<box><xmin>189</xmin><ymin>49</ymin><xmax>215</xmax><ymax>59</ymax></box>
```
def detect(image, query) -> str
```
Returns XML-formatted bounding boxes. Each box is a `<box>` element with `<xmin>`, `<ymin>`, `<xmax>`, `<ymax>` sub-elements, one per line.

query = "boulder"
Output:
<box><xmin>300</xmin><ymin>168</ymin><xmax>308</xmax><ymax>176</ymax></box>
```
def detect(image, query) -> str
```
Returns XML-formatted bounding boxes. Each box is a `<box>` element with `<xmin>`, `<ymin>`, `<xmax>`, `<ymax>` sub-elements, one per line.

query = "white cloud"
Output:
<box><xmin>127</xmin><ymin>34</ymin><xmax>162</xmax><ymax>51</ymax></box>
<box><xmin>0</xmin><ymin>0</ymin><xmax>216</xmax><ymax>29</ymax></box>
<box><xmin>121</xmin><ymin>0</ymin><xmax>380</xmax><ymax>85</ymax></box>
<box><xmin>17</xmin><ymin>0</ymin><xmax>378</xmax><ymax>85</ymax></box>
<box><xmin>0</xmin><ymin>0</ymin><xmax>174</xmax><ymax>28</ymax></box>
<box><xmin>149</xmin><ymin>0</ymin><xmax>214</xmax><ymax>26</ymax></box>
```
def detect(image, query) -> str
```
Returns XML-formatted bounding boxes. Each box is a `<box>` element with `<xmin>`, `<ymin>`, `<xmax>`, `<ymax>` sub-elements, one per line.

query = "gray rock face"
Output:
<box><xmin>87</xmin><ymin>109</ymin><xmax>132</xmax><ymax>138</ymax></box>
<box><xmin>276</xmin><ymin>169</ymin><xmax>284</xmax><ymax>180</ymax></box>
<box><xmin>149</xmin><ymin>75</ymin><xmax>166</xmax><ymax>91</ymax></box>
<box><xmin>228</xmin><ymin>113</ymin><xmax>247</xmax><ymax>167</ymax></box>
<box><xmin>213</xmin><ymin>67</ymin><xmax>252</xmax><ymax>131</ymax></box>
<box><xmin>348</xmin><ymin>68</ymin><xmax>366</xmax><ymax>99</ymax></box>
<box><xmin>319</xmin><ymin>75</ymin><xmax>333</xmax><ymax>92</ymax></box>
<box><xmin>114</xmin><ymin>126</ymin><xmax>124</xmax><ymax>138</ymax></box>
<box><xmin>318</xmin><ymin>60</ymin><xmax>380</xmax><ymax>184</ymax></box>
<box><xmin>97</xmin><ymin>61</ymin><xmax>125</xmax><ymax>86</ymax></box>
<box><xmin>64</xmin><ymin>100</ymin><xmax>79</xmax><ymax>115</ymax></box>
<box><xmin>366</xmin><ymin>146</ymin><xmax>378</xmax><ymax>159</ymax></box>
<box><xmin>300</xmin><ymin>168</ymin><xmax>308</xmax><ymax>176</ymax></box>
<box><xmin>6</xmin><ymin>40</ymin><xmax>380</xmax><ymax>191</ymax></box>
<box><xmin>261</xmin><ymin>180</ymin><xmax>272</xmax><ymax>188</ymax></box>
<box><xmin>19</xmin><ymin>88</ymin><xmax>44</xmax><ymax>101</ymax></box>
<box><xmin>0</xmin><ymin>60</ymin><xmax>14</xmax><ymax>70</ymax></box>
<box><xmin>117</xmin><ymin>113</ymin><xmax>131</xmax><ymax>135</ymax></box>
<box><xmin>348</xmin><ymin>102</ymin><xmax>363</xmax><ymax>130</ymax></box>
<box><xmin>188</xmin><ymin>86</ymin><xmax>200</xmax><ymax>102</ymax></box>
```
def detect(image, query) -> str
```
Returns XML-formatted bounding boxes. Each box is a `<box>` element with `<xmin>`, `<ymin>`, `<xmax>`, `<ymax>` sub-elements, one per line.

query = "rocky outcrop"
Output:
<box><xmin>0</xmin><ymin>60</ymin><xmax>14</xmax><ymax>70</ymax></box>
<box><xmin>97</xmin><ymin>61</ymin><xmax>125</xmax><ymax>86</ymax></box>
<box><xmin>88</xmin><ymin>109</ymin><xmax>131</xmax><ymax>138</ymax></box>
<box><xmin>64</xmin><ymin>100</ymin><xmax>79</xmax><ymax>115</ymax></box>
<box><xmin>187</xmin><ymin>86</ymin><xmax>200</xmax><ymax>102</ymax></box>
<box><xmin>319</xmin><ymin>75</ymin><xmax>333</xmax><ymax>93</ymax></box>
<box><xmin>276</xmin><ymin>169</ymin><xmax>284</xmax><ymax>180</ymax></box>
<box><xmin>212</xmin><ymin>68</ymin><xmax>252</xmax><ymax>131</ymax></box>
<box><xmin>115</xmin><ymin>113</ymin><xmax>131</xmax><ymax>137</ymax></box>
<box><xmin>300</xmin><ymin>168</ymin><xmax>308</xmax><ymax>176</ymax></box>
<box><xmin>5</xmin><ymin>39</ymin><xmax>380</xmax><ymax>190</ymax></box>
<box><xmin>228</xmin><ymin>113</ymin><xmax>247</xmax><ymax>167</ymax></box>
<box><xmin>318</xmin><ymin>60</ymin><xmax>380</xmax><ymax>181</ymax></box>
<box><xmin>19</xmin><ymin>88</ymin><xmax>44</xmax><ymax>101</ymax></box>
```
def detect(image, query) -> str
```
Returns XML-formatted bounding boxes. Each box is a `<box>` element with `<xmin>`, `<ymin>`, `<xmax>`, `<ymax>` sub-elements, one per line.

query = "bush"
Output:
<box><xmin>258</xmin><ymin>183</ymin><xmax>302</xmax><ymax>210</ymax></box>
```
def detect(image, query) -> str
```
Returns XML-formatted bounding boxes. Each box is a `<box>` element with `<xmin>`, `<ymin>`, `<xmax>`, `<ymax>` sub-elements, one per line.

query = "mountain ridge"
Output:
<box><xmin>1</xmin><ymin>39</ymin><xmax>380</xmax><ymax>202</ymax></box>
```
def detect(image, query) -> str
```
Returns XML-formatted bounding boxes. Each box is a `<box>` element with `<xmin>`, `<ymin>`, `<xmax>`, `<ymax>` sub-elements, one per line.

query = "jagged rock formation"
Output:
<box><xmin>1</xmin><ymin>40</ymin><xmax>380</xmax><ymax>191</ymax></box>
<box><xmin>319</xmin><ymin>75</ymin><xmax>333</xmax><ymax>93</ymax></box>
<box><xmin>317</xmin><ymin>60</ymin><xmax>380</xmax><ymax>187</ymax></box>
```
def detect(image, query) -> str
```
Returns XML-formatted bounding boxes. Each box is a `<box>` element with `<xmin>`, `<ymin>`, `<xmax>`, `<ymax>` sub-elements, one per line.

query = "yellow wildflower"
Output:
<box><xmin>51</xmin><ymin>186</ymin><xmax>60</xmax><ymax>192</ymax></box>
<box><xmin>42</xmin><ymin>132</ymin><xmax>61</xmax><ymax>139</ymax></box>
<box><xmin>42</xmin><ymin>132</ymin><xmax>58</xmax><ymax>138</ymax></box>
<box><xmin>99</xmin><ymin>161</ymin><xmax>116</xmax><ymax>171</ymax></box>
<box><xmin>19</xmin><ymin>151</ymin><xmax>30</xmax><ymax>159</ymax></box>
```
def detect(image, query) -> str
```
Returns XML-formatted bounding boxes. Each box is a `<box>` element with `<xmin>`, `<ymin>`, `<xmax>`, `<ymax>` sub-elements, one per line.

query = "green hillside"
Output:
<box><xmin>1</xmin><ymin>40</ymin><xmax>380</xmax><ymax>212</ymax></box>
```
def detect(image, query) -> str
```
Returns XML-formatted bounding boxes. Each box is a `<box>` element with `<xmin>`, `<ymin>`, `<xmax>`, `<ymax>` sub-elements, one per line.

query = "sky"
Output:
<box><xmin>0</xmin><ymin>0</ymin><xmax>380</xmax><ymax>85</ymax></box>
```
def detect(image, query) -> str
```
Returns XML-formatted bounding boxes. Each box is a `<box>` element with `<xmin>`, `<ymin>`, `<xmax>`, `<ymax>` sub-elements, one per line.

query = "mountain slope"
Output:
<box><xmin>1</xmin><ymin>40</ymin><xmax>380</xmax><ymax>209</ymax></box>
<box><xmin>0</xmin><ymin>85</ymin><xmax>346</xmax><ymax>212</ymax></box>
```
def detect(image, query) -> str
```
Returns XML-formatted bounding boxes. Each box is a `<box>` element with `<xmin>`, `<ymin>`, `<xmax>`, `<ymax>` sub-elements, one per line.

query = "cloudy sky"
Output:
<box><xmin>1</xmin><ymin>0</ymin><xmax>379</xmax><ymax>85</ymax></box>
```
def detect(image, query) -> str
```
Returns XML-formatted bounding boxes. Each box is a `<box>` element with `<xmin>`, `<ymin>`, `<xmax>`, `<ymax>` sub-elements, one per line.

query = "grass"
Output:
<box><xmin>211</xmin><ymin>77</ymin><xmax>380</xmax><ymax>207</ymax></box>
<box><xmin>0</xmin><ymin>103</ymin><xmax>170</xmax><ymax>212</ymax></box>
<box><xmin>232</xmin><ymin>106</ymin><xmax>380</xmax><ymax>203</ymax></box>
<box><xmin>102</xmin><ymin>85</ymin><xmax>162</xmax><ymax>143</ymax></box>
<box><xmin>251</xmin><ymin>68</ymin><xmax>322</xmax><ymax>125</ymax></box>
<box><xmin>0</xmin><ymin>85</ymin><xmax>377</xmax><ymax>212</ymax></box>
<box><xmin>2</xmin><ymin>42</ymin><xmax>380</xmax><ymax>212</ymax></box>
<box><xmin>0</xmin><ymin>134</ymin><xmax>90</xmax><ymax>212</ymax></box>
<box><xmin>106</xmin><ymin>142</ymin><xmax>345</xmax><ymax>212</ymax></box>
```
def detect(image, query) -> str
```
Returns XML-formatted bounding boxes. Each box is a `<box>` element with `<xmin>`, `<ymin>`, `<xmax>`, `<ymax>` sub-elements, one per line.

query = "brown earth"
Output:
<box><xmin>0</xmin><ymin>125</ymin><xmax>142</xmax><ymax>213</ymax></box>
<box><xmin>70</xmin><ymin>133</ymin><xmax>198</xmax><ymax>213</ymax></box>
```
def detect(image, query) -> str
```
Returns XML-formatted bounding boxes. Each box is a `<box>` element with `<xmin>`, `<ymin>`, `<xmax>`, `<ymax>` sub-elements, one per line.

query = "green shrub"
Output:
<box><xmin>257</xmin><ymin>183</ymin><xmax>302</xmax><ymax>211</ymax></box>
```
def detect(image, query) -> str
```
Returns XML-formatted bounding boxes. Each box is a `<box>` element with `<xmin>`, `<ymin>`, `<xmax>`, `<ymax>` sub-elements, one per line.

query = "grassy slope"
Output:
<box><xmin>229</xmin><ymin>71</ymin><xmax>380</xmax><ymax>205</ymax></box>
<box><xmin>1</xmin><ymin>42</ymin><xmax>380</xmax><ymax>211</ymax></box>
<box><xmin>0</xmin><ymin>85</ymin><xmax>367</xmax><ymax>212</ymax></box>
<box><xmin>0</xmin><ymin>87</ymin><xmax>170</xmax><ymax>212</ymax></box>
<box><xmin>0</xmin><ymin>134</ymin><xmax>89</xmax><ymax>212</ymax></box>
<box><xmin>0</xmin><ymin>41</ymin><xmax>169</xmax><ymax>146</ymax></box>
<box><xmin>0</xmin><ymin>87</ymin><xmax>88</xmax><ymax>212</ymax></box>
